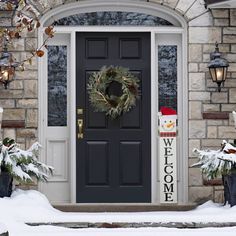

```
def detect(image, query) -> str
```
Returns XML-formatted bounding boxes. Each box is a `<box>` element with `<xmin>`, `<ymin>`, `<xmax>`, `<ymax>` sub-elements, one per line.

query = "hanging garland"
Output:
<box><xmin>87</xmin><ymin>66</ymin><xmax>139</xmax><ymax>119</ymax></box>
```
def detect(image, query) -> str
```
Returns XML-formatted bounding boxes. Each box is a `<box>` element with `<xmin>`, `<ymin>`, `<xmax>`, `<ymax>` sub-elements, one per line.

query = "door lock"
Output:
<box><xmin>77</xmin><ymin>108</ymin><xmax>83</xmax><ymax>115</ymax></box>
<box><xmin>77</xmin><ymin>119</ymin><xmax>83</xmax><ymax>139</ymax></box>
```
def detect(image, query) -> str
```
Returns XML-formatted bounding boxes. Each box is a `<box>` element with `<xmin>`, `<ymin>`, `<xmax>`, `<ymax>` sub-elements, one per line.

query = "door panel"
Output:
<box><xmin>86</xmin><ymin>141</ymin><xmax>109</xmax><ymax>185</ymax></box>
<box><xmin>119</xmin><ymin>141</ymin><xmax>142</xmax><ymax>185</ymax></box>
<box><xmin>86</xmin><ymin>38</ymin><xmax>108</xmax><ymax>59</ymax></box>
<box><xmin>76</xmin><ymin>32</ymin><xmax>151</xmax><ymax>203</ymax></box>
<box><xmin>120</xmin><ymin>103</ymin><xmax>141</xmax><ymax>128</ymax></box>
<box><xmin>119</xmin><ymin>38</ymin><xmax>141</xmax><ymax>59</ymax></box>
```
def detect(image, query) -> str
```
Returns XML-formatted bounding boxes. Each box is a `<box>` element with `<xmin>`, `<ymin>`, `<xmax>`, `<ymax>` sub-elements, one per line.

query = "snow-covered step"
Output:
<box><xmin>26</xmin><ymin>221</ymin><xmax>236</xmax><ymax>229</ymax></box>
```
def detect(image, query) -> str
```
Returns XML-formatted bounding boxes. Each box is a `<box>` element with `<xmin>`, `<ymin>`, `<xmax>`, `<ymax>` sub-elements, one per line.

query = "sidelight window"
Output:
<box><xmin>47</xmin><ymin>45</ymin><xmax>68</xmax><ymax>126</ymax></box>
<box><xmin>158</xmin><ymin>45</ymin><xmax>178</xmax><ymax>111</ymax></box>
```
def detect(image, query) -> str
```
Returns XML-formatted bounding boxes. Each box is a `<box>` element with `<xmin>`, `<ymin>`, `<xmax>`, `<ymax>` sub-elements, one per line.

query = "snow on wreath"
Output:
<box><xmin>87</xmin><ymin>66</ymin><xmax>139</xmax><ymax>119</ymax></box>
<box><xmin>0</xmin><ymin>138</ymin><xmax>53</xmax><ymax>197</ymax></box>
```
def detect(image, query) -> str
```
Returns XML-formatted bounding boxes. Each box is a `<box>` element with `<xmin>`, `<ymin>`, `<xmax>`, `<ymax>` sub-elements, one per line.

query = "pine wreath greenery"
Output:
<box><xmin>87</xmin><ymin>66</ymin><xmax>139</xmax><ymax>119</ymax></box>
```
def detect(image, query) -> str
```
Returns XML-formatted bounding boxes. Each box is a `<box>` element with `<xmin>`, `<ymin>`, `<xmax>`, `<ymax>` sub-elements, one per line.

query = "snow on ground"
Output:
<box><xmin>1</xmin><ymin>189</ymin><xmax>236</xmax><ymax>236</ymax></box>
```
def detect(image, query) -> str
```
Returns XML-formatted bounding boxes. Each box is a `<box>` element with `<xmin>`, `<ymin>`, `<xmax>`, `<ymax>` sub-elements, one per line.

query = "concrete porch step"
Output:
<box><xmin>27</xmin><ymin>221</ymin><xmax>236</xmax><ymax>229</ymax></box>
<box><xmin>53</xmin><ymin>204</ymin><xmax>196</xmax><ymax>212</ymax></box>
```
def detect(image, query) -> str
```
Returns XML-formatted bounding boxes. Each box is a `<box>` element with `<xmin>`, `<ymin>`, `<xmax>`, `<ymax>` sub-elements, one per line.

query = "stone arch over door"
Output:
<box><xmin>38</xmin><ymin>0</ymin><xmax>192</xmax><ymax>204</ymax></box>
<box><xmin>32</xmin><ymin>0</ymin><xmax>210</xmax><ymax>25</ymax></box>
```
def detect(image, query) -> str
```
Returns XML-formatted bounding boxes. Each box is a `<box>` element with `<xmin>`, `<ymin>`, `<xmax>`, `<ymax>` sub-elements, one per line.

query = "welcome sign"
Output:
<box><xmin>159</xmin><ymin>107</ymin><xmax>177</xmax><ymax>204</ymax></box>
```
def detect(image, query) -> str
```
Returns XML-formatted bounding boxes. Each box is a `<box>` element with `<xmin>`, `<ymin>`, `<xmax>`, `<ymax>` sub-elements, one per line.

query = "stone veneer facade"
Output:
<box><xmin>0</xmin><ymin>0</ymin><xmax>236</xmax><ymax>204</ymax></box>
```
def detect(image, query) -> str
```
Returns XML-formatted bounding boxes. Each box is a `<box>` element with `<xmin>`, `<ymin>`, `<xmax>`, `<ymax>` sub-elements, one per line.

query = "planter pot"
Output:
<box><xmin>222</xmin><ymin>175</ymin><xmax>230</xmax><ymax>205</ymax></box>
<box><xmin>0</xmin><ymin>172</ymin><xmax>13</xmax><ymax>198</ymax></box>
<box><xmin>223</xmin><ymin>174</ymin><xmax>236</xmax><ymax>207</ymax></box>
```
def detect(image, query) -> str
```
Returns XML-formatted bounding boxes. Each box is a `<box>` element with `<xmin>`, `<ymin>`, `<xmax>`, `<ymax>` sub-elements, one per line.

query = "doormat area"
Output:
<box><xmin>26</xmin><ymin>221</ymin><xmax>236</xmax><ymax>229</ymax></box>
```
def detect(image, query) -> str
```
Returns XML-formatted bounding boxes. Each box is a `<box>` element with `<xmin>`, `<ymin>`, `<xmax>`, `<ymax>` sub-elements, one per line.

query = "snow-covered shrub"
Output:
<box><xmin>193</xmin><ymin>140</ymin><xmax>236</xmax><ymax>180</ymax></box>
<box><xmin>0</xmin><ymin>138</ymin><xmax>53</xmax><ymax>183</ymax></box>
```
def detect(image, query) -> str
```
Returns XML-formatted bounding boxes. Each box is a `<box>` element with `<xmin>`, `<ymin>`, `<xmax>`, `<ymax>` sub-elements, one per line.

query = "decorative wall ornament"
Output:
<box><xmin>87</xmin><ymin>66</ymin><xmax>139</xmax><ymax>119</ymax></box>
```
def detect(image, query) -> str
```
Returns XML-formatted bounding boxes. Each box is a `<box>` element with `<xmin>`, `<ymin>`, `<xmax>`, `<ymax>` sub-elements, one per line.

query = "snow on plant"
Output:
<box><xmin>0</xmin><ymin>138</ymin><xmax>53</xmax><ymax>183</ymax></box>
<box><xmin>193</xmin><ymin>140</ymin><xmax>236</xmax><ymax>180</ymax></box>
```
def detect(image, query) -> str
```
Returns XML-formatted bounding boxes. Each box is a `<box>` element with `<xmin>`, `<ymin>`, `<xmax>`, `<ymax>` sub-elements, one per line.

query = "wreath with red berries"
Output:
<box><xmin>87</xmin><ymin>66</ymin><xmax>139</xmax><ymax>119</ymax></box>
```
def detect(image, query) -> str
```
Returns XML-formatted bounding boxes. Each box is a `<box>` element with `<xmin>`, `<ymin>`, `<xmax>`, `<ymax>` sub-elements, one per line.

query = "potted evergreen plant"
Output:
<box><xmin>193</xmin><ymin>140</ymin><xmax>236</xmax><ymax>207</ymax></box>
<box><xmin>0</xmin><ymin>137</ymin><xmax>53</xmax><ymax>197</ymax></box>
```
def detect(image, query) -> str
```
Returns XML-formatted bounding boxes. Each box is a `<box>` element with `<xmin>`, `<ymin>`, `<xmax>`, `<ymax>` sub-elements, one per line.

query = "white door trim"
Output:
<box><xmin>70</xmin><ymin>31</ymin><xmax>77</xmax><ymax>204</ymax></box>
<box><xmin>38</xmin><ymin>1</ymin><xmax>188</xmax><ymax>204</ymax></box>
<box><xmin>39</xmin><ymin>26</ymin><xmax>188</xmax><ymax>204</ymax></box>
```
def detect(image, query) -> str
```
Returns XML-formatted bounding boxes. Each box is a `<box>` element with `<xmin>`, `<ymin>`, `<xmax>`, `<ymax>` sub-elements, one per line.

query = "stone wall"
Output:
<box><xmin>0</xmin><ymin>8</ymin><xmax>38</xmax><ymax>150</ymax></box>
<box><xmin>188</xmin><ymin>8</ymin><xmax>236</xmax><ymax>204</ymax></box>
<box><xmin>1</xmin><ymin>0</ymin><xmax>236</xmax><ymax>204</ymax></box>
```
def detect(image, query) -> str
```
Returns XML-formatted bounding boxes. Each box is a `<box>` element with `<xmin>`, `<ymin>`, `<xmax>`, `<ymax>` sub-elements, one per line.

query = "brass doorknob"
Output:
<box><xmin>77</xmin><ymin>119</ymin><xmax>83</xmax><ymax>139</ymax></box>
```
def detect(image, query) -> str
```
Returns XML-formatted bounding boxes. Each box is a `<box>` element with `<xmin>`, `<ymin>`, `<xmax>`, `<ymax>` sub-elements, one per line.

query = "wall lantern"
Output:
<box><xmin>208</xmin><ymin>42</ymin><xmax>229</xmax><ymax>92</ymax></box>
<box><xmin>0</xmin><ymin>47</ymin><xmax>19</xmax><ymax>89</ymax></box>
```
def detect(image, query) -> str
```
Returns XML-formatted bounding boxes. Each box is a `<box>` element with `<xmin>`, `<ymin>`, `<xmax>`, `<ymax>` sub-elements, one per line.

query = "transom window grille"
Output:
<box><xmin>54</xmin><ymin>11</ymin><xmax>173</xmax><ymax>26</ymax></box>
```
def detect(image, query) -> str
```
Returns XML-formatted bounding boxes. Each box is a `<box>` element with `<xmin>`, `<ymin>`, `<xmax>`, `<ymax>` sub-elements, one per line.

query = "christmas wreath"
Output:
<box><xmin>87</xmin><ymin>66</ymin><xmax>139</xmax><ymax>119</ymax></box>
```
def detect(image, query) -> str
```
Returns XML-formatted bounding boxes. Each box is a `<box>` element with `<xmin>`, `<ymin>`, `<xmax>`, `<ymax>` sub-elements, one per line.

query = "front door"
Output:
<box><xmin>76</xmin><ymin>32</ymin><xmax>151</xmax><ymax>203</ymax></box>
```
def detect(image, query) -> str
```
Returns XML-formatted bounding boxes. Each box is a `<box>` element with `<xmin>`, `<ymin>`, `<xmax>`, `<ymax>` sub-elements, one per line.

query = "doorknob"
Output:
<box><xmin>77</xmin><ymin>119</ymin><xmax>83</xmax><ymax>139</ymax></box>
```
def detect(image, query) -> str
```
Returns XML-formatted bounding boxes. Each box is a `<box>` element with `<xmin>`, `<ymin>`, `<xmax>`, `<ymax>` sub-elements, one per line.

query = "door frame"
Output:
<box><xmin>39</xmin><ymin>26</ymin><xmax>188</xmax><ymax>204</ymax></box>
<box><xmin>38</xmin><ymin>0</ymin><xmax>188</xmax><ymax>205</ymax></box>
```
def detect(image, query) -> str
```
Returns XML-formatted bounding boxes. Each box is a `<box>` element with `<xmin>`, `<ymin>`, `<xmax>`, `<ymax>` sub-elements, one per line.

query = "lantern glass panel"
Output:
<box><xmin>0</xmin><ymin>66</ymin><xmax>15</xmax><ymax>83</ymax></box>
<box><xmin>216</xmin><ymin>67</ymin><xmax>224</xmax><ymax>82</ymax></box>
<box><xmin>2</xmin><ymin>70</ymin><xmax>9</xmax><ymax>81</ymax></box>
<box><xmin>222</xmin><ymin>67</ymin><xmax>227</xmax><ymax>82</ymax></box>
<box><xmin>209</xmin><ymin>67</ymin><xmax>227</xmax><ymax>83</ymax></box>
<box><xmin>209</xmin><ymin>68</ymin><xmax>217</xmax><ymax>82</ymax></box>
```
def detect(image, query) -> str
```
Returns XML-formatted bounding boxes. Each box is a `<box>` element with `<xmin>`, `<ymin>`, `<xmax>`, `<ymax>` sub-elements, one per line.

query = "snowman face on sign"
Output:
<box><xmin>160</xmin><ymin>115</ymin><xmax>176</xmax><ymax>132</ymax></box>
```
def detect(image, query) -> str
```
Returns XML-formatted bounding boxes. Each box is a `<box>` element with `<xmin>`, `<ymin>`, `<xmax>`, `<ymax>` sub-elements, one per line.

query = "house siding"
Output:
<box><xmin>1</xmin><ymin>0</ymin><xmax>236</xmax><ymax>205</ymax></box>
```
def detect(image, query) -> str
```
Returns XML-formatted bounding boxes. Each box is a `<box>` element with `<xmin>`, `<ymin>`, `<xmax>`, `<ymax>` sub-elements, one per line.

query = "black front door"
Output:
<box><xmin>76</xmin><ymin>32</ymin><xmax>151</xmax><ymax>203</ymax></box>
